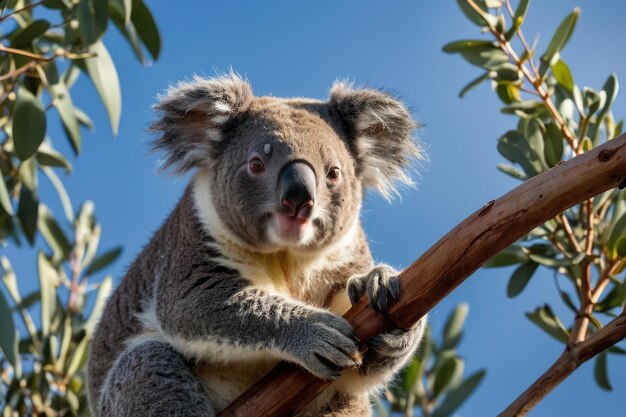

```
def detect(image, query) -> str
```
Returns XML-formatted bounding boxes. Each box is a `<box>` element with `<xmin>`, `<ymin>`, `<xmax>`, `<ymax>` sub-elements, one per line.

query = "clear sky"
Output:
<box><xmin>4</xmin><ymin>1</ymin><xmax>626</xmax><ymax>416</ymax></box>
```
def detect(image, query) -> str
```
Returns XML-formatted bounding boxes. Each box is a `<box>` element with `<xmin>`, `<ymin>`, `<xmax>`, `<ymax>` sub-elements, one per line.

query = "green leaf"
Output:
<box><xmin>44</xmin><ymin>63</ymin><xmax>81</xmax><ymax>155</ymax></box>
<box><xmin>111</xmin><ymin>0</ymin><xmax>132</xmax><ymax>24</ymax></box>
<box><xmin>131</xmin><ymin>0</ymin><xmax>161</xmax><ymax>60</ymax></box>
<box><xmin>84</xmin><ymin>275</ymin><xmax>112</xmax><ymax>335</ymax></box>
<box><xmin>496</xmin><ymin>83</ymin><xmax>521</xmax><ymax>104</ymax></box>
<box><xmin>432</xmin><ymin>370</ymin><xmax>486</xmax><ymax>417</ymax></box>
<box><xmin>38</xmin><ymin>251</ymin><xmax>58</xmax><ymax>339</ymax></box>
<box><xmin>36</xmin><ymin>146</ymin><xmax>72</xmax><ymax>172</ymax></box>
<box><xmin>484</xmin><ymin>244</ymin><xmax>528</xmax><ymax>267</ymax></box>
<box><xmin>12</xmin><ymin>88</ymin><xmax>47</xmax><ymax>161</ymax></box>
<box><xmin>459</xmin><ymin>72</ymin><xmax>490</xmax><ymax>98</ymax></box>
<box><xmin>85</xmin><ymin>247</ymin><xmax>122</xmax><ymax>276</ymax></box>
<box><xmin>80</xmin><ymin>41</ymin><xmax>121</xmax><ymax>135</ymax></box>
<box><xmin>540</xmin><ymin>8</ymin><xmax>580</xmax><ymax>67</ymax></box>
<box><xmin>17</xmin><ymin>185</ymin><xmax>38</xmax><ymax>246</ymax></box>
<box><xmin>504</xmin><ymin>0</ymin><xmax>529</xmax><ymax>40</ymax></box>
<box><xmin>458</xmin><ymin>44</ymin><xmax>509</xmax><ymax>70</ymax></box>
<box><xmin>77</xmin><ymin>0</ymin><xmax>109</xmax><ymax>46</ymax></box>
<box><xmin>442</xmin><ymin>39</ymin><xmax>494</xmax><ymax>53</ymax></box>
<box><xmin>493</xmin><ymin>64</ymin><xmax>521</xmax><ymax>82</ymax></box>
<box><xmin>41</xmin><ymin>166</ymin><xmax>74</xmax><ymax>223</ymax></box>
<box><xmin>573</xmin><ymin>84</ymin><xmax>585</xmax><ymax>117</ymax></box>
<box><xmin>0</xmin><ymin>176</ymin><xmax>14</xmax><ymax>215</ymax></box>
<box><xmin>38</xmin><ymin>204</ymin><xmax>72</xmax><ymax>262</ymax></box>
<box><xmin>607</xmin><ymin>212</ymin><xmax>626</xmax><ymax>259</ymax></box>
<box><xmin>507</xmin><ymin>262</ymin><xmax>539</xmax><ymax>298</ymax></box>
<box><xmin>597</xmin><ymin>73</ymin><xmax>619</xmax><ymax>120</ymax></box>
<box><xmin>455</xmin><ymin>0</ymin><xmax>495</xmax><ymax>26</ymax></box>
<box><xmin>0</xmin><ymin>289</ymin><xmax>19</xmax><ymax>375</ymax></box>
<box><xmin>11</xmin><ymin>19</ymin><xmax>51</xmax><ymax>47</ymax></box>
<box><xmin>497</xmin><ymin>163</ymin><xmax>526</xmax><ymax>180</ymax></box>
<box><xmin>596</xmin><ymin>279</ymin><xmax>626</xmax><ymax>313</ymax></box>
<box><xmin>496</xmin><ymin>130</ymin><xmax>542</xmax><ymax>177</ymax></box>
<box><xmin>442</xmin><ymin>303</ymin><xmax>469</xmax><ymax>350</ymax></box>
<box><xmin>526</xmin><ymin>304</ymin><xmax>569</xmax><ymax>343</ymax></box>
<box><xmin>66</xmin><ymin>334</ymin><xmax>89</xmax><ymax>378</ymax></box>
<box><xmin>110</xmin><ymin>8</ymin><xmax>145</xmax><ymax>64</ymax></box>
<box><xmin>543</xmin><ymin>122</ymin><xmax>564</xmax><ymax>167</ymax></box>
<box><xmin>433</xmin><ymin>357</ymin><xmax>459</xmax><ymax>398</ymax></box>
<box><xmin>402</xmin><ymin>357</ymin><xmax>422</xmax><ymax>392</ymax></box>
<box><xmin>551</xmin><ymin>59</ymin><xmax>574</xmax><ymax>95</ymax></box>
<box><xmin>594</xmin><ymin>352</ymin><xmax>612</xmax><ymax>391</ymax></box>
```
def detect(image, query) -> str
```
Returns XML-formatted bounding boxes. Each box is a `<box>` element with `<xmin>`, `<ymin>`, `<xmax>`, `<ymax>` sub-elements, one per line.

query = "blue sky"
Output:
<box><xmin>5</xmin><ymin>1</ymin><xmax>626</xmax><ymax>416</ymax></box>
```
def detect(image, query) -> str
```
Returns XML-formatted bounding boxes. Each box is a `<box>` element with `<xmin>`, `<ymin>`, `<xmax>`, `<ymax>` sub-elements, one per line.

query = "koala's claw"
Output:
<box><xmin>347</xmin><ymin>265</ymin><xmax>401</xmax><ymax>315</ymax></box>
<box><xmin>292</xmin><ymin>311</ymin><xmax>362</xmax><ymax>380</ymax></box>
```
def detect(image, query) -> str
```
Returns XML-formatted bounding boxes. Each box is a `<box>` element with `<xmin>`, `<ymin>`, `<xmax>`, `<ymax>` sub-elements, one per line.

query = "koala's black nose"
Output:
<box><xmin>278</xmin><ymin>161</ymin><xmax>316</xmax><ymax>219</ymax></box>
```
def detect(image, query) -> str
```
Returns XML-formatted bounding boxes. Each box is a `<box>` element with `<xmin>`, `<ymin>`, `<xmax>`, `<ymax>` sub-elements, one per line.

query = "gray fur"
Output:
<box><xmin>88</xmin><ymin>74</ymin><xmax>425</xmax><ymax>417</ymax></box>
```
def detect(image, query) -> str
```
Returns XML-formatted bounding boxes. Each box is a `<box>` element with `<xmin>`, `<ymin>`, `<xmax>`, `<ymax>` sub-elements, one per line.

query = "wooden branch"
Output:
<box><xmin>219</xmin><ymin>133</ymin><xmax>626</xmax><ymax>417</ymax></box>
<box><xmin>498</xmin><ymin>312</ymin><xmax>626</xmax><ymax>417</ymax></box>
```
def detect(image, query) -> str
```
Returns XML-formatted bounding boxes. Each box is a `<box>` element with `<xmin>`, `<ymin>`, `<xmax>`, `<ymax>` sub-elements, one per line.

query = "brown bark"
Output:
<box><xmin>219</xmin><ymin>134</ymin><xmax>626</xmax><ymax>417</ymax></box>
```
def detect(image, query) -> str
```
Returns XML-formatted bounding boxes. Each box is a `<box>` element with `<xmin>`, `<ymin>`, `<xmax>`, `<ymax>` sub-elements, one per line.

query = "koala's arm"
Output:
<box><xmin>154</xmin><ymin>261</ymin><xmax>362</xmax><ymax>380</ymax></box>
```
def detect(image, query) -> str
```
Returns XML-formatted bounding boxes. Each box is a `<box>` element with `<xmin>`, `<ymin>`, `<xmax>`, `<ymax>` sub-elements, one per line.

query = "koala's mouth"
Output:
<box><xmin>275</xmin><ymin>213</ymin><xmax>311</xmax><ymax>238</ymax></box>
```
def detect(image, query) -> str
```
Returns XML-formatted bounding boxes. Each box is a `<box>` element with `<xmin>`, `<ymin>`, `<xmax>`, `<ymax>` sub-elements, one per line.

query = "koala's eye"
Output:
<box><xmin>327</xmin><ymin>167</ymin><xmax>341</xmax><ymax>180</ymax></box>
<box><xmin>249</xmin><ymin>158</ymin><xmax>265</xmax><ymax>174</ymax></box>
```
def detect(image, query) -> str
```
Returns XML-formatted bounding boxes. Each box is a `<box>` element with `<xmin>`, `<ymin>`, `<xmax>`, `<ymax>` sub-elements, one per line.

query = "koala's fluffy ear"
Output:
<box><xmin>329</xmin><ymin>82</ymin><xmax>423</xmax><ymax>200</ymax></box>
<box><xmin>151</xmin><ymin>73</ymin><xmax>253</xmax><ymax>174</ymax></box>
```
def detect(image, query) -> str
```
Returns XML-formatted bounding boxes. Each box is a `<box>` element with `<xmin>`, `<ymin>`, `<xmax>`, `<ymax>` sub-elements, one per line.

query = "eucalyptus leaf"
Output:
<box><xmin>80</xmin><ymin>41</ymin><xmax>121</xmax><ymax>135</ymax></box>
<box><xmin>41</xmin><ymin>166</ymin><xmax>74</xmax><ymax>223</ymax></box>
<box><xmin>36</xmin><ymin>144</ymin><xmax>72</xmax><ymax>172</ymax></box>
<box><xmin>44</xmin><ymin>63</ymin><xmax>81</xmax><ymax>155</ymax></box>
<box><xmin>84</xmin><ymin>275</ymin><xmax>112</xmax><ymax>335</ymax></box>
<box><xmin>433</xmin><ymin>357</ymin><xmax>458</xmax><ymax>398</ymax></box>
<box><xmin>455</xmin><ymin>0</ymin><xmax>495</xmax><ymax>27</ymax></box>
<box><xmin>11</xmin><ymin>19</ymin><xmax>51</xmax><ymax>47</ymax></box>
<box><xmin>442</xmin><ymin>39</ymin><xmax>494</xmax><ymax>53</ymax></box>
<box><xmin>38</xmin><ymin>251</ymin><xmax>58</xmax><ymax>338</ymax></box>
<box><xmin>496</xmin><ymin>163</ymin><xmax>526</xmax><ymax>180</ymax></box>
<box><xmin>504</xmin><ymin>0</ymin><xmax>529</xmax><ymax>40</ymax></box>
<box><xmin>131</xmin><ymin>0</ymin><xmax>161</xmax><ymax>60</ymax></box>
<box><xmin>551</xmin><ymin>59</ymin><xmax>574</xmax><ymax>95</ymax></box>
<box><xmin>459</xmin><ymin>72</ymin><xmax>490</xmax><ymax>98</ymax></box>
<box><xmin>432</xmin><ymin>370</ymin><xmax>486</xmax><ymax>417</ymax></box>
<box><xmin>507</xmin><ymin>262</ymin><xmax>539</xmax><ymax>298</ymax></box>
<box><xmin>85</xmin><ymin>247</ymin><xmax>122</xmax><ymax>276</ymax></box>
<box><xmin>540</xmin><ymin>8</ymin><xmax>580</xmax><ymax>67</ymax></box>
<box><xmin>543</xmin><ymin>122</ymin><xmax>564</xmax><ymax>167</ymax></box>
<box><xmin>12</xmin><ymin>88</ymin><xmax>47</xmax><ymax>161</ymax></box>
<box><xmin>77</xmin><ymin>0</ymin><xmax>109</xmax><ymax>45</ymax></box>
<box><xmin>0</xmin><ymin>176</ymin><xmax>13</xmax><ymax>215</ymax></box>
<box><xmin>17</xmin><ymin>185</ymin><xmax>38</xmax><ymax>246</ymax></box>
<box><xmin>484</xmin><ymin>244</ymin><xmax>528</xmax><ymax>267</ymax></box>
<box><xmin>442</xmin><ymin>303</ymin><xmax>468</xmax><ymax>350</ymax></box>
<box><xmin>38</xmin><ymin>204</ymin><xmax>72</xmax><ymax>262</ymax></box>
<box><xmin>0</xmin><ymin>290</ymin><xmax>19</xmax><ymax>375</ymax></box>
<box><xmin>525</xmin><ymin>304</ymin><xmax>569</xmax><ymax>343</ymax></box>
<box><xmin>594</xmin><ymin>352</ymin><xmax>612</xmax><ymax>391</ymax></box>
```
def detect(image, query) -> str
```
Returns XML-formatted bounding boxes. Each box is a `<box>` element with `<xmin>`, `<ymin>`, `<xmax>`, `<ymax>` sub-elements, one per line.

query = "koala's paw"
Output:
<box><xmin>347</xmin><ymin>264</ymin><xmax>400</xmax><ymax>315</ymax></box>
<box><xmin>365</xmin><ymin>319</ymin><xmax>426</xmax><ymax>375</ymax></box>
<box><xmin>292</xmin><ymin>311</ymin><xmax>362</xmax><ymax>380</ymax></box>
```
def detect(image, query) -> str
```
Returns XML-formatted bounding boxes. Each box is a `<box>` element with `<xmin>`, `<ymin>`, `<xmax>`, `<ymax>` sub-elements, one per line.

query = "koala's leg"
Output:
<box><xmin>97</xmin><ymin>340</ymin><xmax>214</xmax><ymax>417</ymax></box>
<box><xmin>345</xmin><ymin>264</ymin><xmax>426</xmax><ymax>388</ymax></box>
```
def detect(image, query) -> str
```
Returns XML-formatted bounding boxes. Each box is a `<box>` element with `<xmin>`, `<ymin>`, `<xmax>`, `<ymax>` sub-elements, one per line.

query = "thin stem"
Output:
<box><xmin>0</xmin><ymin>1</ymin><xmax>44</xmax><ymax>23</ymax></box>
<box><xmin>0</xmin><ymin>61</ymin><xmax>36</xmax><ymax>81</ymax></box>
<box><xmin>0</xmin><ymin>44</ymin><xmax>54</xmax><ymax>62</ymax></box>
<box><xmin>557</xmin><ymin>213</ymin><xmax>582</xmax><ymax>253</ymax></box>
<box><xmin>498</xmin><ymin>312</ymin><xmax>626</xmax><ymax>417</ymax></box>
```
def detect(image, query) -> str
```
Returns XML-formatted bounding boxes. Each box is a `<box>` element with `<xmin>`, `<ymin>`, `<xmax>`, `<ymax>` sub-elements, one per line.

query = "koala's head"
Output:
<box><xmin>152</xmin><ymin>74</ymin><xmax>422</xmax><ymax>254</ymax></box>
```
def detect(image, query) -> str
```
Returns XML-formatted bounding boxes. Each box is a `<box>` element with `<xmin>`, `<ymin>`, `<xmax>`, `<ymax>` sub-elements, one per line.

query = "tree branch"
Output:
<box><xmin>219</xmin><ymin>133</ymin><xmax>626</xmax><ymax>417</ymax></box>
<box><xmin>498</xmin><ymin>312</ymin><xmax>626</xmax><ymax>417</ymax></box>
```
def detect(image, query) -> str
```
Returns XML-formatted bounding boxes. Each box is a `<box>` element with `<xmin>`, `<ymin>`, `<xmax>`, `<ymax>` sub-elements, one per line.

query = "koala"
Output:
<box><xmin>87</xmin><ymin>74</ymin><xmax>426</xmax><ymax>417</ymax></box>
